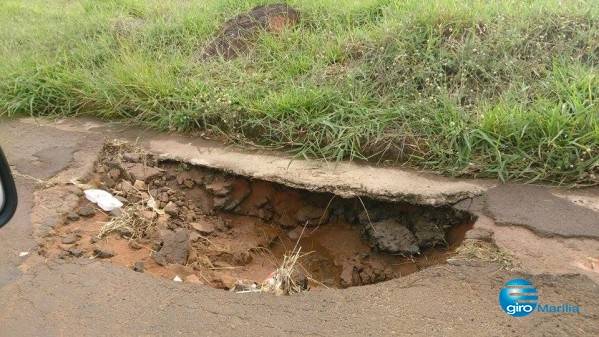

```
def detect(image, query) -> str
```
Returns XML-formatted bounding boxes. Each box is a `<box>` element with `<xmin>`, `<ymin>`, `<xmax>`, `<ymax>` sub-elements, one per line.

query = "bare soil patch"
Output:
<box><xmin>199</xmin><ymin>3</ymin><xmax>300</xmax><ymax>60</ymax></box>
<box><xmin>40</xmin><ymin>141</ymin><xmax>477</xmax><ymax>292</ymax></box>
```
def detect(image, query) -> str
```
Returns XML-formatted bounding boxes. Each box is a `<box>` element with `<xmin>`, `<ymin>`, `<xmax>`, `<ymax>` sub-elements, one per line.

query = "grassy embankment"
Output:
<box><xmin>1</xmin><ymin>0</ymin><xmax>598</xmax><ymax>184</ymax></box>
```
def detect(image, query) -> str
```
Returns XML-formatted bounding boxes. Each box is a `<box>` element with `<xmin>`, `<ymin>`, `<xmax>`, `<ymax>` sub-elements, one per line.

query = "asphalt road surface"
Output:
<box><xmin>0</xmin><ymin>118</ymin><xmax>597</xmax><ymax>336</ymax></box>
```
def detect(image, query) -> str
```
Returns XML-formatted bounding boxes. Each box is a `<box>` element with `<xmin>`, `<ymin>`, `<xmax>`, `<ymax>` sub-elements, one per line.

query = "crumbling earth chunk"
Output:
<box><xmin>153</xmin><ymin>229</ymin><xmax>191</xmax><ymax>266</ymax></box>
<box><xmin>199</xmin><ymin>3</ymin><xmax>300</xmax><ymax>59</ymax></box>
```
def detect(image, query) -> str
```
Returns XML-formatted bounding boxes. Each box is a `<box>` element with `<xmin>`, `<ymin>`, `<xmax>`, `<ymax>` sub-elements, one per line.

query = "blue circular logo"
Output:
<box><xmin>499</xmin><ymin>278</ymin><xmax>538</xmax><ymax>317</ymax></box>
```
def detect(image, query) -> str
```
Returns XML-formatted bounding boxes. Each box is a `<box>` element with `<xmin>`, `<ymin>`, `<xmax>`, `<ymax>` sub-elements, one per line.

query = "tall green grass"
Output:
<box><xmin>1</xmin><ymin>0</ymin><xmax>598</xmax><ymax>184</ymax></box>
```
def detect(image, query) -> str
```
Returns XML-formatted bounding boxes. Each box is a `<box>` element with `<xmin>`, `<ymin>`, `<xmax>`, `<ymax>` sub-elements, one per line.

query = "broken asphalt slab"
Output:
<box><xmin>486</xmin><ymin>184</ymin><xmax>599</xmax><ymax>239</ymax></box>
<box><xmin>145</xmin><ymin>137</ymin><xmax>488</xmax><ymax>205</ymax></box>
<box><xmin>83</xmin><ymin>119</ymin><xmax>488</xmax><ymax>205</ymax></box>
<box><xmin>6</xmin><ymin>118</ymin><xmax>490</xmax><ymax>206</ymax></box>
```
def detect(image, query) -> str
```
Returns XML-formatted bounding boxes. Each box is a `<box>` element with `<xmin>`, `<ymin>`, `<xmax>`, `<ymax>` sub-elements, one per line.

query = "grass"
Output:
<box><xmin>1</xmin><ymin>0</ymin><xmax>599</xmax><ymax>184</ymax></box>
<box><xmin>453</xmin><ymin>240</ymin><xmax>514</xmax><ymax>270</ymax></box>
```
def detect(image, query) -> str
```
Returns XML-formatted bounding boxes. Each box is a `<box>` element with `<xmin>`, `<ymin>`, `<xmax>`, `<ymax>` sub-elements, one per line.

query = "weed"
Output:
<box><xmin>453</xmin><ymin>239</ymin><xmax>514</xmax><ymax>270</ymax></box>
<box><xmin>1</xmin><ymin>0</ymin><xmax>598</xmax><ymax>184</ymax></box>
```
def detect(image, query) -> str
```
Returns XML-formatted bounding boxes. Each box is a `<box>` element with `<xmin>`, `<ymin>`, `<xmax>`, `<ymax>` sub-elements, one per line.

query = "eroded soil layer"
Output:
<box><xmin>40</xmin><ymin>142</ymin><xmax>475</xmax><ymax>290</ymax></box>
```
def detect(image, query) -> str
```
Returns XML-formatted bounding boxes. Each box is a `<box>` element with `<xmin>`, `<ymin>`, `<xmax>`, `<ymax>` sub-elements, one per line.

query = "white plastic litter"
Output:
<box><xmin>18</xmin><ymin>252</ymin><xmax>29</xmax><ymax>257</ymax></box>
<box><xmin>173</xmin><ymin>275</ymin><xmax>182</xmax><ymax>282</ymax></box>
<box><xmin>84</xmin><ymin>189</ymin><xmax>123</xmax><ymax>212</ymax></box>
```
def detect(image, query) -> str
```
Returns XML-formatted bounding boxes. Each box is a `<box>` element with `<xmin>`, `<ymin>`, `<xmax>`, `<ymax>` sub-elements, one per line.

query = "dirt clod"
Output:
<box><xmin>108</xmin><ymin>168</ymin><xmax>121</xmax><ymax>180</ymax></box>
<box><xmin>94</xmin><ymin>247</ymin><xmax>116</xmax><ymax>259</ymax></box>
<box><xmin>124</xmin><ymin>163</ymin><xmax>164</xmax><ymax>182</ymax></box>
<box><xmin>67</xmin><ymin>247</ymin><xmax>84</xmax><ymax>258</ymax></box>
<box><xmin>133</xmin><ymin>261</ymin><xmax>144</xmax><ymax>273</ymax></box>
<box><xmin>66</xmin><ymin>212</ymin><xmax>80</xmax><ymax>222</ymax></box>
<box><xmin>129</xmin><ymin>241</ymin><xmax>142</xmax><ymax>250</ymax></box>
<box><xmin>190</xmin><ymin>220</ymin><xmax>215</xmax><ymax>235</ymax></box>
<box><xmin>122</xmin><ymin>152</ymin><xmax>141</xmax><ymax>163</ymax></box>
<box><xmin>78</xmin><ymin>205</ymin><xmax>95</xmax><ymax>218</ymax></box>
<box><xmin>153</xmin><ymin>229</ymin><xmax>191</xmax><ymax>266</ymax></box>
<box><xmin>364</xmin><ymin>219</ymin><xmax>417</xmax><ymax>254</ymax></box>
<box><xmin>184</xmin><ymin>274</ymin><xmax>203</xmax><ymax>284</ymax></box>
<box><xmin>163</xmin><ymin>201</ymin><xmax>178</xmax><ymax>216</ymax></box>
<box><xmin>133</xmin><ymin>180</ymin><xmax>147</xmax><ymax>190</ymax></box>
<box><xmin>218</xmin><ymin>274</ymin><xmax>240</xmax><ymax>290</ymax></box>
<box><xmin>206</xmin><ymin>181</ymin><xmax>232</xmax><ymax>196</ymax></box>
<box><xmin>61</xmin><ymin>235</ymin><xmax>79</xmax><ymax>245</ymax></box>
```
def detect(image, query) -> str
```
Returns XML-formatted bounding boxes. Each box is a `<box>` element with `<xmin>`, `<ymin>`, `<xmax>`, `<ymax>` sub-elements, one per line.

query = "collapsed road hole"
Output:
<box><xmin>42</xmin><ymin>142</ymin><xmax>476</xmax><ymax>292</ymax></box>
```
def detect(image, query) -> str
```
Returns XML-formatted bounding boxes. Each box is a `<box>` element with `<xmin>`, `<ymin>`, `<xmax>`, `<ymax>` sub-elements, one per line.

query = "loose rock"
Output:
<box><xmin>123</xmin><ymin>152</ymin><xmax>141</xmax><ymax>163</ymax></box>
<box><xmin>411</xmin><ymin>215</ymin><xmax>446</xmax><ymax>246</ymax></box>
<box><xmin>217</xmin><ymin>274</ymin><xmax>238</xmax><ymax>290</ymax></box>
<box><xmin>340</xmin><ymin>262</ymin><xmax>356</xmax><ymax>288</ymax></box>
<box><xmin>163</xmin><ymin>201</ymin><xmax>178</xmax><ymax>216</ymax></box>
<box><xmin>94</xmin><ymin>247</ymin><xmax>116</xmax><ymax>259</ymax></box>
<box><xmin>78</xmin><ymin>205</ymin><xmax>95</xmax><ymax>218</ymax></box>
<box><xmin>110</xmin><ymin>208</ymin><xmax>123</xmax><ymax>217</ymax></box>
<box><xmin>127</xmin><ymin>193</ymin><xmax>141</xmax><ymax>203</ymax></box>
<box><xmin>118</xmin><ymin>226</ymin><xmax>134</xmax><ymax>238</ymax></box>
<box><xmin>153</xmin><ymin>229</ymin><xmax>191</xmax><ymax>266</ymax></box>
<box><xmin>66</xmin><ymin>212</ymin><xmax>80</xmax><ymax>222</ymax></box>
<box><xmin>133</xmin><ymin>261</ymin><xmax>145</xmax><ymax>273</ymax></box>
<box><xmin>183</xmin><ymin>179</ymin><xmax>194</xmax><ymax>189</ymax></box>
<box><xmin>363</xmin><ymin>218</ymin><xmax>418</xmax><ymax>255</ymax></box>
<box><xmin>101</xmin><ymin>176</ymin><xmax>117</xmax><ymax>189</ymax></box>
<box><xmin>212</xmin><ymin>197</ymin><xmax>230</xmax><ymax>211</ymax></box>
<box><xmin>184</xmin><ymin>274</ymin><xmax>203</xmax><ymax>284</ymax></box>
<box><xmin>190</xmin><ymin>220</ymin><xmax>215</xmax><ymax>235</ymax></box>
<box><xmin>206</xmin><ymin>181</ymin><xmax>232</xmax><ymax>196</ymax></box>
<box><xmin>133</xmin><ymin>180</ymin><xmax>147</xmax><ymax>190</ymax></box>
<box><xmin>120</xmin><ymin>180</ymin><xmax>135</xmax><ymax>194</ymax></box>
<box><xmin>287</xmin><ymin>227</ymin><xmax>308</xmax><ymax>240</ymax></box>
<box><xmin>124</xmin><ymin>163</ymin><xmax>164</xmax><ymax>182</ymax></box>
<box><xmin>68</xmin><ymin>247</ymin><xmax>84</xmax><ymax>258</ymax></box>
<box><xmin>129</xmin><ymin>241</ymin><xmax>143</xmax><ymax>250</ymax></box>
<box><xmin>108</xmin><ymin>168</ymin><xmax>121</xmax><ymax>180</ymax></box>
<box><xmin>465</xmin><ymin>228</ymin><xmax>493</xmax><ymax>242</ymax></box>
<box><xmin>61</xmin><ymin>235</ymin><xmax>79</xmax><ymax>245</ymax></box>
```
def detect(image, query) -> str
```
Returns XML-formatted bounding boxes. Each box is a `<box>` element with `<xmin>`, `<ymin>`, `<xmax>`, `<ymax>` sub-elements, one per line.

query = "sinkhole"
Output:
<box><xmin>42</xmin><ymin>142</ymin><xmax>476</xmax><ymax>293</ymax></box>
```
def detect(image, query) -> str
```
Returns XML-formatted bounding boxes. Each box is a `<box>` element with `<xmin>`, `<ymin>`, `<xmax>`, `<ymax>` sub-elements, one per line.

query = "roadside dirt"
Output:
<box><xmin>199</xmin><ymin>3</ymin><xmax>301</xmax><ymax>60</ymax></box>
<box><xmin>39</xmin><ymin>141</ymin><xmax>482</xmax><ymax>292</ymax></box>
